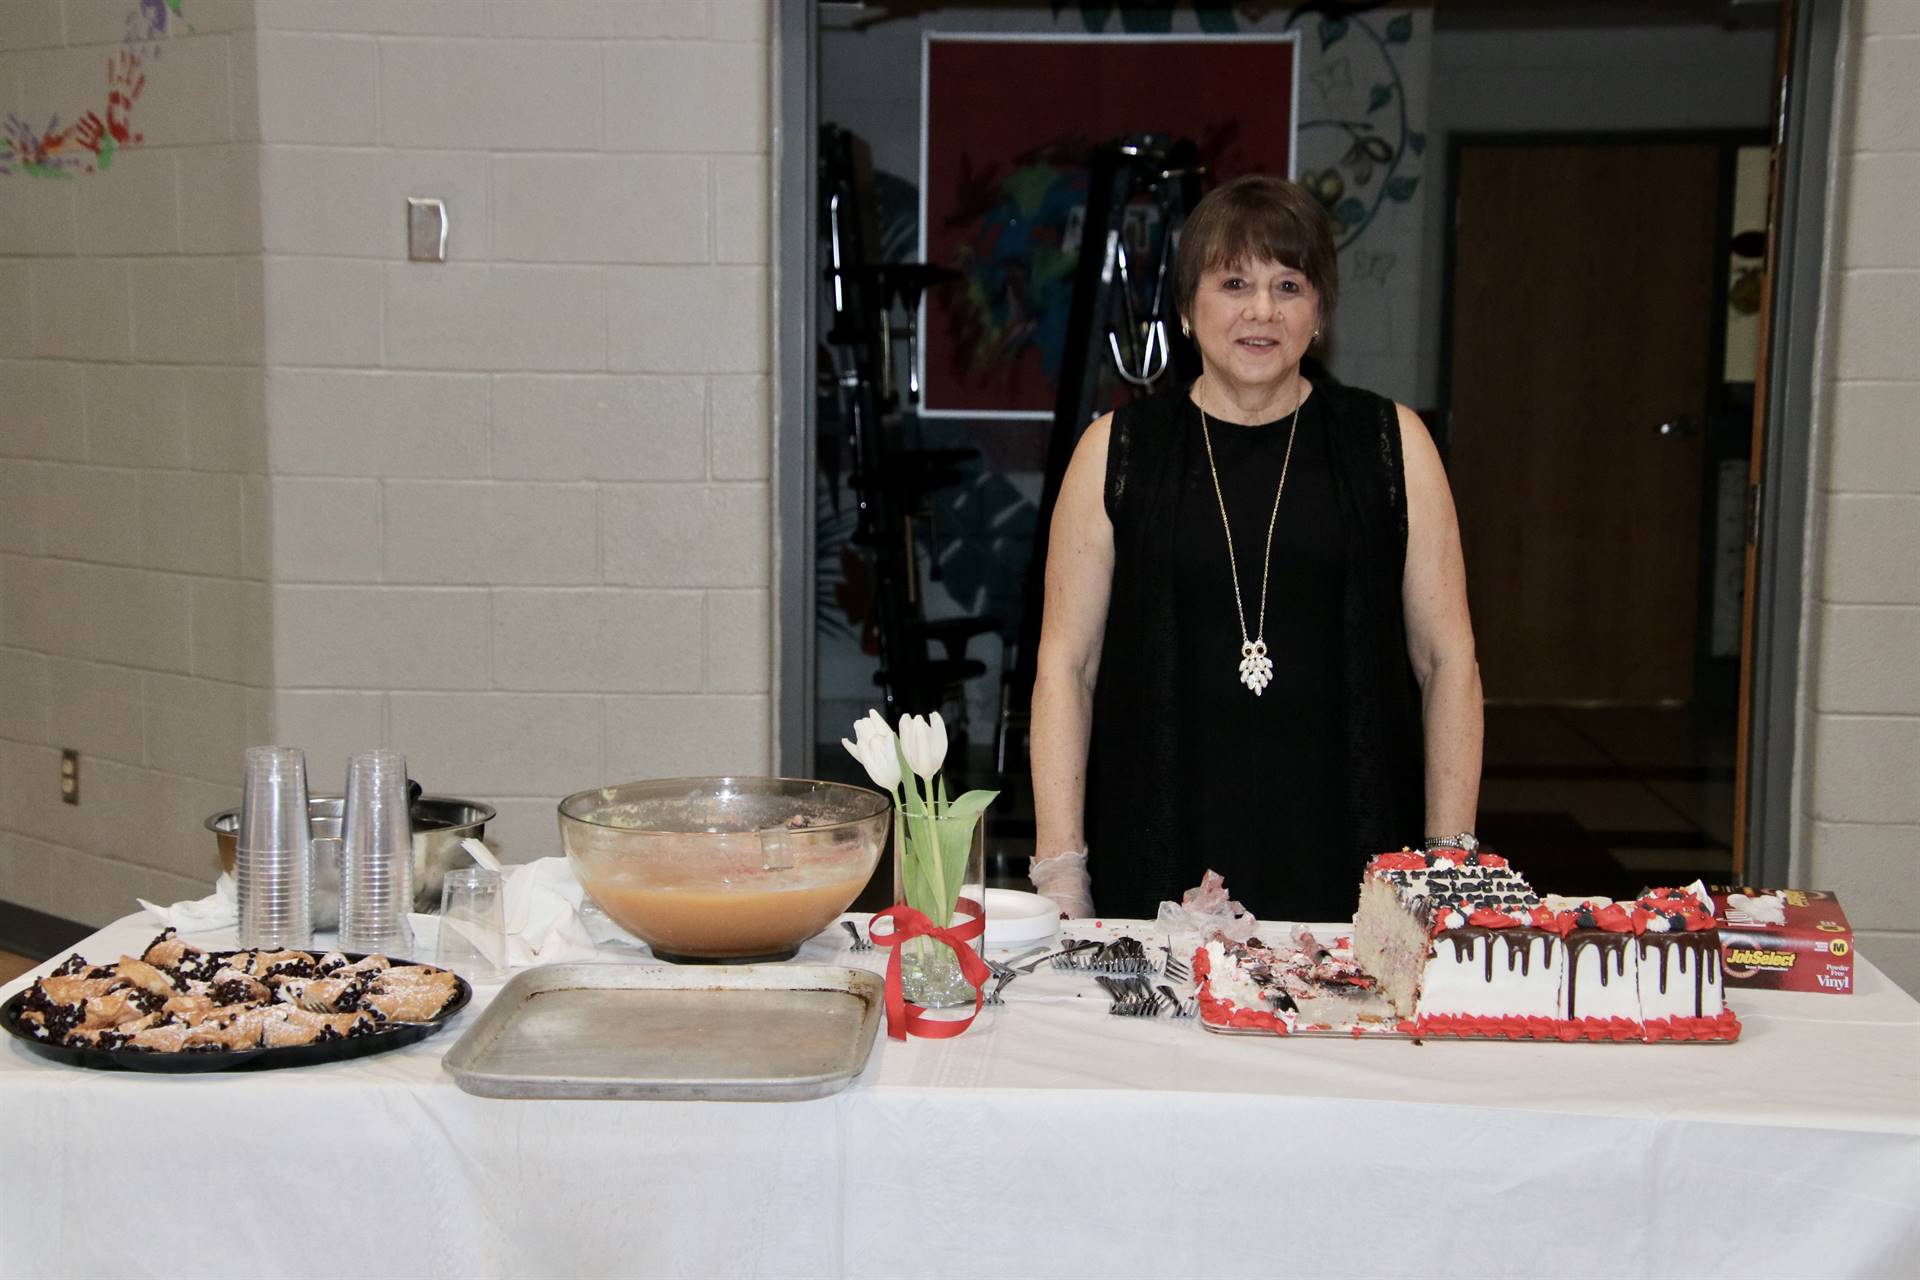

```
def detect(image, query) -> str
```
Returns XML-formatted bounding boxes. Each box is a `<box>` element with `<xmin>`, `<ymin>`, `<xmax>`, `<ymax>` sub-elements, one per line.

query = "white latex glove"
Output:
<box><xmin>1030</xmin><ymin>850</ymin><xmax>1095</xmax><ymax>920</ymax></box>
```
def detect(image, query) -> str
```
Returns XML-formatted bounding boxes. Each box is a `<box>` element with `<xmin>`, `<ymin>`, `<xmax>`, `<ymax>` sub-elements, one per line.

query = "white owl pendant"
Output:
<box><xmin>1238</xmin><ymin>639</ymin><xmax>1274</xmax><ymax>696</ymax></box>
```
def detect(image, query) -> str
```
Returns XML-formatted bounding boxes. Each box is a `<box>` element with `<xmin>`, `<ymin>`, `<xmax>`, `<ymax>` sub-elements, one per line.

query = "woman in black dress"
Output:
<box><xmin>1029</xmin><ymin>175</ymin><xmax>1483</xmax><ymax>921</ymax></box>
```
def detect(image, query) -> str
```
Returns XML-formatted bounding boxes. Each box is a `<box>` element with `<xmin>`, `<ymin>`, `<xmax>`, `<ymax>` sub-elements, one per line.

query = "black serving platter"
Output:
<box><xmin>1</xmin><ymin>952</ymin><xmax>472</xmax><ymax>1074</ymax></box>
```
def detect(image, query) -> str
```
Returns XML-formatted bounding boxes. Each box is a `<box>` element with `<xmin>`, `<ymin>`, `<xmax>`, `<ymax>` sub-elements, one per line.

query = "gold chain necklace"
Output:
<box><xmin>1197</xmin><ymin>388</ymin><xmax>1304</xmax><ymax>697</ymax></box>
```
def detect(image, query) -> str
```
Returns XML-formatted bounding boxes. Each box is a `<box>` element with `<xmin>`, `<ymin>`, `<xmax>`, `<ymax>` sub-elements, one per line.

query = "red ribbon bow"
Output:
<box><xmin>867</xmin><ymin>896</ymin><xmax>990</xmax><ymax>1040</ymax></box>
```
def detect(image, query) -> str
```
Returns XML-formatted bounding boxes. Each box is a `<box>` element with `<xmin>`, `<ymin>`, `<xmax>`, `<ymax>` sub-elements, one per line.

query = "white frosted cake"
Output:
<box><xmin>1354</xmin><ymin>851</ymin><xmax>1735</xmax><ymax>1040</ymax></box>
<box><xmin>1199</xmin><ymin>851</ymin><xmax>1738</xmax><ymax>1042</ymax></box>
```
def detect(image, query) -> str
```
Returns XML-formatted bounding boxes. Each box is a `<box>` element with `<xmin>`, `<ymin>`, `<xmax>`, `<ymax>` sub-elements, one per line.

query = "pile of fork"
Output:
<box><xmin>1095</xmin><ymin>975</ymin><xmax>1197</xmax><ymax>1018</ymax></box>
<box><xmin>1052</xmin><ymin>937</ymin><xmax>1152</xmax><ymax>974</ymax></box>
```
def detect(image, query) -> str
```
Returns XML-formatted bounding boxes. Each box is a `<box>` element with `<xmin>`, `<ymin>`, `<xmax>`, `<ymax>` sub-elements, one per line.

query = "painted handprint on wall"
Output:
<box><xmin>0</xmin><ymin>2</ymin><xmax>172</xmax><ymax>177</ymax></box>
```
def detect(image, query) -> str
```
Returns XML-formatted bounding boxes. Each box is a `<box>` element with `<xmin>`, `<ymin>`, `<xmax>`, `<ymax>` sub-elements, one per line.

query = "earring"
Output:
<box><xmin>1180</xmin><ymin>320</ymin><xmax>1191</xmax><ymax>338</ymax></box>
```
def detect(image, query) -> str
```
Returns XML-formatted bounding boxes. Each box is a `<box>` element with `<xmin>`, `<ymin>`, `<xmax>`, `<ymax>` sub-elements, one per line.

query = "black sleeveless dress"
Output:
<box><xmin>1085</xmin><ymin>371</ymin><xmax>1425</xmax><ymax>921</ymax></box>
<box><xmin>1171</xmin><ymin>389</ymin><xmax>1350</xmax><ymax>920</ymax></box>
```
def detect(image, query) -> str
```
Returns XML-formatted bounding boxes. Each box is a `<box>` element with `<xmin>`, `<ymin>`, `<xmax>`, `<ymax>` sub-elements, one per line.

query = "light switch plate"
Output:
<box><xmin>407</xmin><ymin>197</ymin><xmax>448</xmax><ymax>263</ymax></box>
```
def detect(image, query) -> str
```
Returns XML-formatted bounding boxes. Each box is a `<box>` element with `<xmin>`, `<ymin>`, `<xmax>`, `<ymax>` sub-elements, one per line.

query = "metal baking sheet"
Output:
<box><xmin>442</xmin><ymin>963</ymin><xmax>885</xmax><ymax>1101</ymax></box>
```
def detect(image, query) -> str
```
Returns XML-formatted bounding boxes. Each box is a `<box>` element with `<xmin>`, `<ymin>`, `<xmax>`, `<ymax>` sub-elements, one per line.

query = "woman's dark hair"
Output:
<box><xmin>1175</xmin><ymin>174</ymin><xmax>1339</xmax><ymax>330</ymax></box>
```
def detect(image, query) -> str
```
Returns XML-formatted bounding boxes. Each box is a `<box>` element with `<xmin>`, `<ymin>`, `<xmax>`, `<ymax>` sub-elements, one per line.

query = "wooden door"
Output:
<box><xmin>1448</xmin><ymin>142</ymin><xmax>1722</xmax><ymax>704</ymax></box>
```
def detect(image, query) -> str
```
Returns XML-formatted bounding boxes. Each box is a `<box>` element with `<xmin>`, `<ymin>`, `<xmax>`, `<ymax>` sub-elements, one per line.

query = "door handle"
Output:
<box><xmin>1655</xmin><ymin>417</ymin><xmax>1702</xmax><ymax>439</ymax></box>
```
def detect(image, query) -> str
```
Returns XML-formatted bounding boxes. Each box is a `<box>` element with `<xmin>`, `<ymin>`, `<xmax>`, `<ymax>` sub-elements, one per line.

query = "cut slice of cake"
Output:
<box><xmin>1547</xmin><ymin>897</ymin><xmax>1643</xmax><ymax>1040</ymax></box>
<box><xmin>1631</xmin><ymin>888</ymin><xmax>1737</xmax><ymax>1041</ymax></box>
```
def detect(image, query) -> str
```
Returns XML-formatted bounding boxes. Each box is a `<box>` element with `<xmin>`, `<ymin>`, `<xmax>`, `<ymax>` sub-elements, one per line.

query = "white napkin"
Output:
<box><xmin>407</xmin><ymin>845</ymin><xmax>626</xmax><ymax>968</ymax></box>
<box><xmin>139</xmin><ymin>872</ymin><xmax>238</xmax><ymax>932</ymax></box>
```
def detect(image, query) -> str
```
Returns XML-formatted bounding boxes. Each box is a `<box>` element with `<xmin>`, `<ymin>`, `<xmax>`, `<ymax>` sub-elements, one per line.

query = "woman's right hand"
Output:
<box><xmin>1030</xmin><ymin>414</ymin><xmax>1114</xmax><ymax>912</ymax></box>
<box><xmin>1030</xmin><ymin>850</ymin><xmax>1094</xmax><ymax>920</ymax></box>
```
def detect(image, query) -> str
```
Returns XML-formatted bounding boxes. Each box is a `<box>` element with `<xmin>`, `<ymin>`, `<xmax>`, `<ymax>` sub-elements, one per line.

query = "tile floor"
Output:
<box><xmin>1480</xmin><ymin>704</ymin><xmax>1736</xmax><ymax>899</ymax></box>
<box><xmin>0</xmin><ymin>951</ymin><xmax>36</xmax><ymax>985</ymax></box>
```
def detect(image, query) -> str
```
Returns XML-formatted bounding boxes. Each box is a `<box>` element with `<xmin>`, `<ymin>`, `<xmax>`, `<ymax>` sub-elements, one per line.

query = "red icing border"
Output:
<box><xmin>1194</xmin><ymin>945</ymin><xmax>1292</xmax><ymax>1035</ymax></box>
<box><xmin>1412</xmin><ymin>1012</ymin><xmax>1646</xmax><ymax>1042</ymax></box>
<box><xmin>1642</xmin><ymin>1010</ymin><xmax>1742</xmax><ymax>1042</ymax></box>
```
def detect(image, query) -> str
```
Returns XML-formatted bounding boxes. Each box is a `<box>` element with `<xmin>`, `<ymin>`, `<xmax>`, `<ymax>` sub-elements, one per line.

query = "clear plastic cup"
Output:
<box><xmin>236</xmin><ymin>746</ymin><xmax>313</xmax><ymax>949</ymax></box>
<box><xmin>436</xmin><ymin>866</ymin><xmax>508</xmax><ymax>982</ymax></box>
<box><xmin>339</xmin><ymin>750</ymin><xmax>413</xmax><ymax>957</ymax></box>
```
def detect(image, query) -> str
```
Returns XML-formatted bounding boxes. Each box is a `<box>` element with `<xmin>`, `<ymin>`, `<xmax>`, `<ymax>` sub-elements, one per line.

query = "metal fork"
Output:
<box><xmin>1088</xmin><ymin>937</ymin><xmax>1151</xmax><ymax>975</ymax></box>
<box><xmin>839</xmin><ymin>920</ymin><xmax>872</xmax><ymax>953</ymax></box>
<box><xmin>1031</xmin><ymin>939</ymin><xmax>1101</xmax><ymax>973</ymax></box>
<box><xmin>983</xmin><ymin>959</ymin><xmax>1017</xmax><ymax>1006</ymax></box>
<box><xmin>1096</xmin><ymin>974</ymin><xmax>1162</xmax><ymax>1017</ymax></box>
<box><xmin>1162</xmin><ymin>942</ymin><xmax>1192</xmax><ymax>983</ymax></box>
<box><xmin>1160</xmin><ymin>983</ymin><xmax>1197</xmax><ymax>1018</ymax></box>
<box><xmin>982</xmin><ymin>947</ymin><xmax>1048</xmax><ymax>1006</ymax></box>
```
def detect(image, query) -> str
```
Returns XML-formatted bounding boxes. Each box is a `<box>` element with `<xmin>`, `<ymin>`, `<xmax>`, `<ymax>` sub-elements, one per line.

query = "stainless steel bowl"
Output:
<box><xmin>206</xmin><ymin>795</ymin><xmax>495</xmax><ymax>928</ymax></box>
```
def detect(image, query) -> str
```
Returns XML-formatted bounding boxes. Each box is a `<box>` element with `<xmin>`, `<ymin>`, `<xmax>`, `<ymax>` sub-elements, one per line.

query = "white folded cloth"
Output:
<box><xmin>139</xmin><ymin>872</ymin><xmax>239</xmax><ymax>933</ymax></box>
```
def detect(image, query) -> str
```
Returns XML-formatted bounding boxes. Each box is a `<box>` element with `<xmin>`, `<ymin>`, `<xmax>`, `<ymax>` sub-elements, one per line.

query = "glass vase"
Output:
<box><xmin>891</xmin><ymin>807</ymin><xmax>986</xmax><ymax>1009</ymax></box>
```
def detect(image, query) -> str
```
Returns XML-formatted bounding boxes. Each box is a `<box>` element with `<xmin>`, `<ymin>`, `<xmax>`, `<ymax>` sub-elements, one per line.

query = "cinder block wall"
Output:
<box><xmin>0</xmin><ymin>0</ymin><xmax>774</xmax><ymax>927</ymax></box>
<box><xmin>4</xmin><ymin>0</ymin><xmax>1914</xmax><ymax>974</ymax></box>
<box><xmin>0</xmin><ymin>0</ymin><xmax>265</xmax><ymax>922</ymax></box>
<box><xmin>1801</xmin><ymin>1</ymin><xmax>1920</xmax><ymax>996</ymax></box>
<box><xmin>254</xmin><ymin>0</ymin><xmax>775</xmax><ymax>860</ymax></box>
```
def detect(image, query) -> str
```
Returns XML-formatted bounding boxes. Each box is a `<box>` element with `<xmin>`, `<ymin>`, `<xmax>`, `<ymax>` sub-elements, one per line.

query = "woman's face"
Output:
<box><xmin>1186</xmin><ymin>257</ymin><xmax>1320</xmax><ymax>392</ymax></box>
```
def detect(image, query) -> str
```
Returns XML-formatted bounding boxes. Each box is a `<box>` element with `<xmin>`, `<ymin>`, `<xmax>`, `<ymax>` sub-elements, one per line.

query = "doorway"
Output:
<box><xmin>1443</xmin><ymin>134</ymin><xmax>1764</xmax><ymax>897</ymax></box>
<box><xmin>773</xmin><ymin>1</ymin><xmax>1838</xmax><ymax>903</ymax></box>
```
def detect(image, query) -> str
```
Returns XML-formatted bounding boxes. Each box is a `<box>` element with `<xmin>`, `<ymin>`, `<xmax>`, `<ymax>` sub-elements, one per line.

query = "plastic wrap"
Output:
<box><xmin>1155</xmin><ymin>870</ymin><xmax>1259</xmax><ymax>942</ymax></box>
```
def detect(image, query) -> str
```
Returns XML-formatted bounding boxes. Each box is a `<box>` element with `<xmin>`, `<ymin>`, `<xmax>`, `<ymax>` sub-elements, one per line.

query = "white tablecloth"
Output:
<box><xmin>2</xmin><ymin>914</ymin><xmax>1916</xmax><ymax>1280</ymax></box>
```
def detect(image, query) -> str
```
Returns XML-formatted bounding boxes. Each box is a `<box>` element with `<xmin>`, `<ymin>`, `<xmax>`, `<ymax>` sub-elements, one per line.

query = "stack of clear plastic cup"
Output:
<box><xmin>236</xmin><ymin>746</ymin><xmax>314</xmax><ymax>949</ymax></box>
<box><xmin>339</xmin><ymin>750</ymin><xmax>414</xmax><ymax>957</ymax></box>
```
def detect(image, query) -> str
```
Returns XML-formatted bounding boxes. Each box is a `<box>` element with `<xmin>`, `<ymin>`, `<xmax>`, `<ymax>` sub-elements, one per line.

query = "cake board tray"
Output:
<box><xmin>1199</xmin><ymin>1015</ymin><xmax>1739</xmax><ymax>1043</ymax></box>
<box><xmin>442</xmin><ymin>962</ymin><xmax>885</xmax><ymax>1101</ymax></box>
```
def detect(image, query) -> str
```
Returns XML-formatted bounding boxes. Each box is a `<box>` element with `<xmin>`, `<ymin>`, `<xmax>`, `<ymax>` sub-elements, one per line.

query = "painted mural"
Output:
<box><xmin>920</xmin><ymin>34</ymin><xmax>1300</xmax><ymax>417</ymax></box>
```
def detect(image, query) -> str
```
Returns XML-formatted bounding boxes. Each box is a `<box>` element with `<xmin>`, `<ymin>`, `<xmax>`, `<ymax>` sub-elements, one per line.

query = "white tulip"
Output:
<box><xmin>897</xmin><ymin>711</ymin><xmax>948</xmax><ymax>783</ymax></box>
<box><xmin>841</xmin><ymin>708</ymin><xmax>901</xmax><ymax>792</ymax></box>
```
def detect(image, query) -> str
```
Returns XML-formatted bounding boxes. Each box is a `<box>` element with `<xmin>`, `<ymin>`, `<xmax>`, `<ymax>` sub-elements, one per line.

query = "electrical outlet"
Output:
<box><xmin>60</xmin><ymin>748</ymin><xmax>80</xmax><ymax>805</ymax></box>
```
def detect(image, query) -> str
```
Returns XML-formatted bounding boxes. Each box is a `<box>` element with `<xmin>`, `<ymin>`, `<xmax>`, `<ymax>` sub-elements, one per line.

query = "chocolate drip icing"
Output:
<box><xmin>1443</xmin><ymin>928</ymin><xmax>1554</xmax><ymax>988</ymax></box>
<box><xmin>1637</xmin><ymin>931</ymin><xmax>1722</xmax><ymax>1017</ymax></box>
<box><xmin>1564</xmin><ymin>931</ymin><xmax>1631</xmax><ymax>1020</ymax></box>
